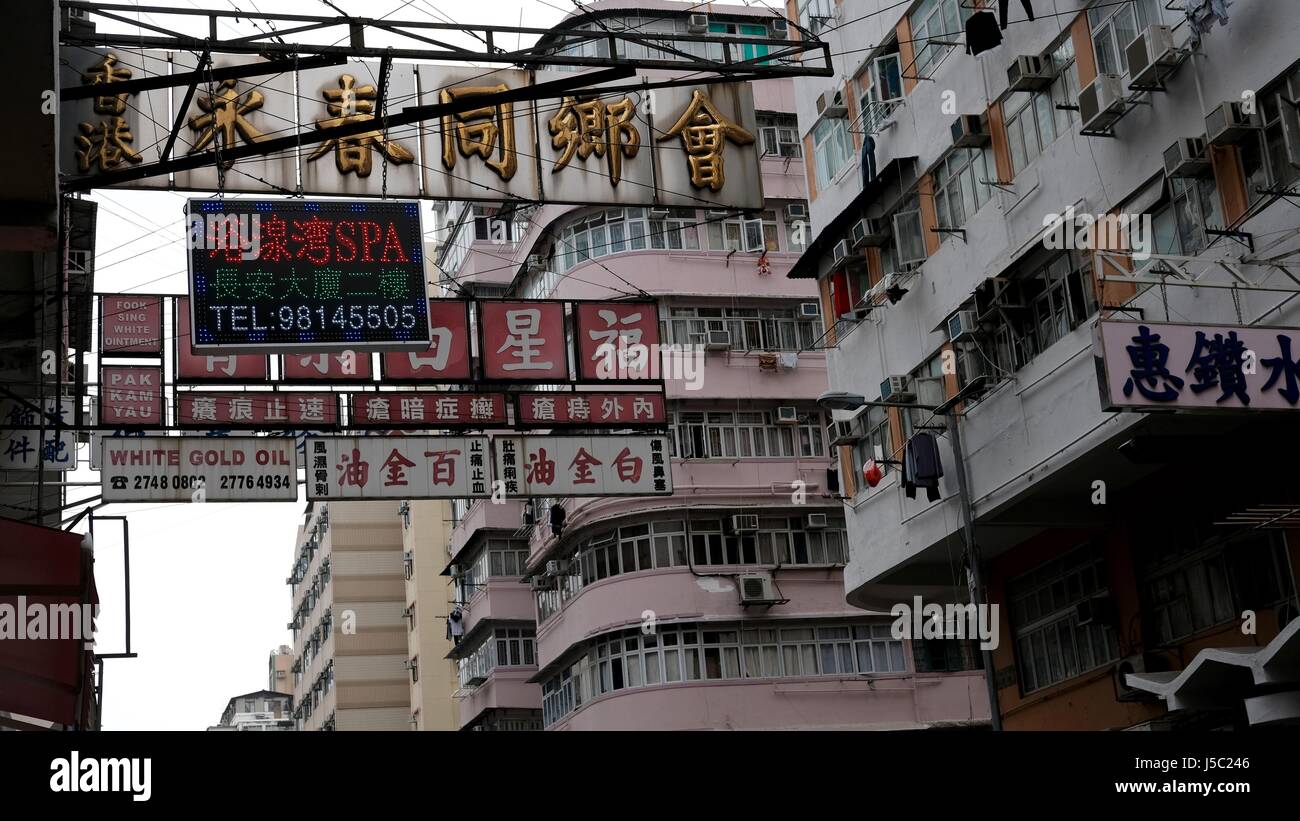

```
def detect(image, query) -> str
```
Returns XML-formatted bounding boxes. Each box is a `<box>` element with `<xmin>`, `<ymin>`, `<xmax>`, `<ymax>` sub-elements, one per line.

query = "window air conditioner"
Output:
<box><xmin>816</xmin><ymin>90</ymin><xmax>848</xmax><ymax>119</ymax></box>
<box><xmin>738</xmin><ymin>573</ymin><xmax>778</xmax><ymax>604</ymax></box>
<box><xmin>832</xmin><ymin>237</ymin><xmax>864</xmax><ymax>267</ymax></box>
<box><xmin>545</xmin><ymin>559</ymin><xmax>571</xmax><ymax>577</ymax></box>
<box><xmin>776</xmin><ymin>405</ymin><xmax>800</xmax><ymax>424</ymax></box>
<box><xmin>687</xmin><ymin>13</ymin><xmax>709</xmax><ymax>33</ymax></box>
<box><xmin>1205</xmin><ymin>101</ymin><xmax>1254</xmax><ymax>145</ymax></box>
<box><xmin>704</xmin><ymin>329</ymin><xmax>732</xmax><ymax>351</ymax></box>
<box><xmin>529</xmin><ymin>576</ymin><xmax>556</xmax><ymax>592</ymax></box>
<box><xmin>799</xmin><ymin>301</ymin><xmax>821</xmax><ymax>318</ymax></box>
<box><xmin>806</xmin><ymin>513</ymin><xmax>828</xmax><ymax>529</ymax></box>
<box><xmin>730</xmin><ymin>514</ymin><xmax>760</xmax><ymax>533</ymax></box>
<box><xmin>1125</xmin><ymin>25</ymin><xmax>1177</xmax><ymax>89</ymax></box>
<box><xmin>648</xmin><ymin>206</ymin><xmax>670</xmax><ymax>219</ymax></box>
<box><xmin>950</xmin><ymin>114</ymin><xmax>990</xmax><ymax>148</ymax></box>
<box><xmin>828</xmin><ymin>418</ymin><xmax>862</xmax><ymax>445</ymax></box>
<box><xmin>1006</xmin><ymin>54</ymin><xmax>1052</xmax><ymax>92</ymax></box>
<box><xmin>880</xmin><ymin>375</ymin><xmax>915</xmax><ymax>403</ymax></box>
<box><xmin>1163</xmin><ymin>136</ymin><xmax>1210</xmax><ymax>177</ymax></box>
<box><xmin>947</xmin><ymin>310</ymin><xmax>981</xmax><ymax>342</ymax></box>
<box><xmin>850</xmin><ymin>217</ymin><xmax>889</xmax><ymax>248</ymax></box>
<box><xmin>785</xmin><ymin>202</ymin><xmax>808</xmax><ymax>221</ymax></box>
<box><xmin>1078</xmin><ymin>74</ymin><xmax>1126</xmax><ymax>133</ymax></box>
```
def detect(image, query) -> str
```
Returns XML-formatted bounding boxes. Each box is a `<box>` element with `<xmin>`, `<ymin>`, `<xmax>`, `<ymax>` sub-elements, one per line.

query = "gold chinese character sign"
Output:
<box><xmin>306</xmin><ymin>74</ymin><xmax>414</xmax><ymax>177</ymax></box>
<box><xmin>548</xmin><ymin>96</ymin><xmax>640</xmax><ymax>187</ymax></box>
<box><xmin>657</xmin><ymin>90</ymin><xmax>754</xmax><ymax>192</ymax></box>
<box><xmin>188</xmin><ymin>78</ymin><xmax>268</xmax><ymax>167</ymax></box>
<box><xmin>75</xmin><ymin>53</ymin><xmax>141</xmax><ymax>172</ymax></box>
<box><xmin>440</xmin><ymin>84</ymin><xmax>517</xmax><ymax>182</ymax></box>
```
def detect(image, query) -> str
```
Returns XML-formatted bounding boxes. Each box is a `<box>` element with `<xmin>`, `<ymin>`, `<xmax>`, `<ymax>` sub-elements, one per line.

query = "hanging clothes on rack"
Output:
<box><xmin>902</xmin><ymin>431</ymin><xmax>944</xmax><ymax>502</ymax></box>
<box><xmin>966</xmin><ymin>10</ymin><xmax>1003</xmax><ymax>56</ymax></box>
<box><xmin>998</xmin><ymin>0</ymin><xmax>1035</xmax><ymax>30</ymax></box>
<box><xmin>449</xmin><ymin>606</ymin><xmax>464</xmax><ymax>645</ymax></box>
<box><xmin>1186</xmin><ymin>0</ymin><xmax>1232</xmax><ymax>48</ymax></box>
<box><xmin>860</xmin><ymin>134</ymin><xmax>877</xmax><ymax>188</ymax></box>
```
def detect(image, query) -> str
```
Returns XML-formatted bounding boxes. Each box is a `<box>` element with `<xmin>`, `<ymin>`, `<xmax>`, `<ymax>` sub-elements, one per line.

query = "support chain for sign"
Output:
<box><xmin>202</xmin><ymin>43</ymin><xmax>225</xmax><ymax>197</ymax></box>
<box><xmin>294</xmin><ymin>53</ymin><xmax>303</xmax><ymax>198</ymax></box>
<box><xmin>381</xmin><ymin>51</ymin><xmax>392</xmax><ymax>201</ymax></box>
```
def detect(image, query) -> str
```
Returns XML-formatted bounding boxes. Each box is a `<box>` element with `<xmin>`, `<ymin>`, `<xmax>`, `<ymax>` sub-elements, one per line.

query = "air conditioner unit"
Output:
<box><xmin>1007</xmin><ymin>54</ymin><xmax>1052</xmax><ymax>92</ymax></box>
<box><xmin>798</xmin><ymin>301</ymin><xmax>820</xmax><ymax>318</ymax></box>
<box><xmin>880</xmin><ymin>375</ymin><xmax>915</xmax><ymax>403</ymax></box>
<box><xmin>1115</xmin><ymin>652</ymin><xmax>1169</xmax><ymax>702</ymax></box>
<box><xmin>770</xmin><ymin>18</ymin><xmax>789</xmax><ymax>36</ymax></box>
<box><xmin>1074</xmin><ymin>594</ymin><xmax>1114</xmax><ymax>627</ymax></box>
<box><xmin>403</xmin><ymin>551</ymin><xmax>414</xmax><ymax>580</ymax></box>
<box><xmin>850</xmin><ymin>216</ymin><xmax>889</xmax><ymax>248</ymax></box>
<box><xmin>1078</xmin><ymin>74</ymin><xmax>1126</xmax><ymax>133</ymax></box>
<box><xmin>832</xmin><ymin>238</ymin><xmax>863</xmax><ymax>267</ymax></box>
<box><xmin>816</xmin><ymin>90</ymin><xmax>848</xmax><ymax>119</ymax></box>
<box><xmin>687</xmin><ymin>13</ymin><xmax>709</xmax><ymax>33</ymax></box>
<box><xmin>1163</xmin><ymin>136</ymin><xmax>1210</xmax><ymax>177</ymax></box>
<box><xmin>947</xmin><ymin>309</ymin><xmax>981</xmax><ymax>342</ymax></box>
<box><xmin>704</xmin><ymin>329</ymin><xmax>732</xmax><ymax>351</ymax></box>
<box><xmin>775</xmin><ymin>405</ymin><xmax>799</xmax><ymax>424</ymax></box>
<box><xmin>1205</xmin><ymin>101</ymin><xmax>1254</xmax><ymax>145</ymax></box>
<box><xmin>950</xmin><ymin>114</ymin><xmax>990</xmax><ymax>148</ymax></box>
<box><xmin>738</xmin><ymin>573</ymin><xmax>778</xmax><ymax>604</ymax></box>
<box><xmin>648</xmin><ymin>206</ymin><xmax>670</xmax><ymax>218</ymax></box>
<box><xmin>806</xmin><ymin>513</ymin><xmax>828</xmax><ymax>529</ymax></box>
<box><xmin>529</xmin><ymin>576</ymin><xmax>556</xmax><ymax>592</ymax></box>
<box><xmin>828</xmin><ymin>419</ymin><xmax>861</xmax><ymax>445</ymax></box>
<box><xmin>1126</xmin><ymin>24</ymin><xmax>1177</xmax><ymax>89</ymax></box>
<box><xmin>707</xmin><ymin>208</ymin><xmax>730</xmax><ymax>217</ymax></box>
<box><xmin>545</xmin><ymin>559</ymin><xmax>570</xmax><ymax>577</ymax></box>
<box><xmin>730</xmin><ymin>514</ymin><xmax>760</xmax><ymax>533</ymax></box>
<box><xmin>448</xmin><ymin>563</ymin><xmax>461</xmax><ymax>578</ymax></box>
<box><xmin>785</xmin><ymin>202</ymin><xmax>808</xmax><ymax>221</ymax></box>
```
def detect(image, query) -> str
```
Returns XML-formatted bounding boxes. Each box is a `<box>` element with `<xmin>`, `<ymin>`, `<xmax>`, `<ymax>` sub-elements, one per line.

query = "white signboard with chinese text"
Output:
<box><xmin>101</xmin><ymin>437</ymin><xmax>297</xmax><ymax>502</ymax></box>
<box><xmin>494</xmin><ymin>435</ymin><xmax>672</xmax><ymax>498</ymax></box>
<box><xmin>0</xmin><ymin>398</ymin><xmax>78</xmax><ymax>472</ymax></box>
<box><xmin>306</xmin><ymin>435</ymin><xmax>490</xmax><ymax>500</ymax></box>
<box><xmin>1095</xmin><ymin>320</ymin><xmax>1300</xmax><ymax>412</ymax></box>
<box><xmin>60</xmin><ymin>49</ymin><xmax>171</xmax><ymax>186</ymax></box>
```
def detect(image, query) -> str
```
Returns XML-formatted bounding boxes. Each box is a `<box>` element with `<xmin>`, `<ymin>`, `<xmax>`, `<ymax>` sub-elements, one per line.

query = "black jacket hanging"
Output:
<box><xmin>999</xmin><ymin>0</ymin><xmax>1035</xmax><ymax>30</ymax></box>
<box><xmin>965</xmin><ymin>11</ymin><xmax>1002</xmax><ymax>56</ymax></box>
<box><xmin>902</xmin><ymin>431</ymin><xmax>944</xmax><ymax>502</ymax></box>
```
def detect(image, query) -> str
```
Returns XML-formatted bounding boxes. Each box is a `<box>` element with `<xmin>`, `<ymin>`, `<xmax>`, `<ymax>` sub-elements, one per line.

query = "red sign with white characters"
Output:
<box><xmin>479</xmin><ymin>301</ymin><xmax>568</xmax><ymax>380</ymax></box>
<box><xmin>176</xmin><ymin>392</ymin><xmax>340</xmax><ymax>428</ymax></box>
<box><xmin>176</xmin><ymin>298</ymin><xmax>269</xmax><ymax>381</ymax></box>
<box><xmin>382</xmin><ymin>300</ymin><xmax>473</xmax><ymax>381</ymax></box>
<box><xmin>100</xmin><ymin>366</ymin><xmax>164</xmax><ymax>425</ymax></box>
<box><xmin>516</xmin><ymin>391</ymin><xmax>665</xmax><ymax>426</ymax></box>
<box><xmin>99</xmin><ymin>295</ymin><xmax>164</xmax><ymax>355</ymax></box>
<box><xmin>350</xmin><ymin>393</ymin><xmax>507</xmax><ymax>428</ymax></box>
<box><xmin>281</xmin><ymin>351</ymin><xmax>374</xmax><ymax>380</ymax></box>
<box><xmin>573</xmin><ymin>301</ymin><xmax>661</xmax><ymax>381</ymax></box>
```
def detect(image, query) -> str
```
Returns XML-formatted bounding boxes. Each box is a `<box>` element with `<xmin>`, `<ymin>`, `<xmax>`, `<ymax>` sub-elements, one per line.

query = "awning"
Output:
<box><xmin>787</xmin><ymin>156</ymin><xmax>919</xmax><ymax>279</ymax></box>
<box><xmin>1125</xmin><ymin>617</ymin><xmax>1300</xmax><ymax>725</ymax></box>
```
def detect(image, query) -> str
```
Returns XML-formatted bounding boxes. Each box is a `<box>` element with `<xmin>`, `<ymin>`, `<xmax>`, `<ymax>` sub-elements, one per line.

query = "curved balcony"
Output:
<box><xmin>457</xmin><ymin>668</ymin><xmax>541</xmax><ymax>729</ymax></box>
<box><xmin>460</xmin><ymin>578</ymin><xmax>533</xmax><ymax>639</ymax></box>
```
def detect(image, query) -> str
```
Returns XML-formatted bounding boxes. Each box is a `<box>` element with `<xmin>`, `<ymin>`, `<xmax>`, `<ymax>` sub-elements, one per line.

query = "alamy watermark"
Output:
<box><xmin>1042</xmin><ymin>205</ymin><xmax>1154</xmax><ymax>261</ymax></box>
<box><xmin>593</xmin><ymin>340</ymin><xmax>706</xmax><ymax>391</ymax></box>
<box><xmin>187</xmin><ymin>212</ymin><xmax>261</xmax><ymax>260</ymax></box>
<box><xmin>890</xmin><ymin>596</ymin><xmax>999</xmax><ymax>651</ymax></box>
<box><xmin>0</xmin><ymin>597</ymin><xmax>97</xmax><ymax>647</ymax></box>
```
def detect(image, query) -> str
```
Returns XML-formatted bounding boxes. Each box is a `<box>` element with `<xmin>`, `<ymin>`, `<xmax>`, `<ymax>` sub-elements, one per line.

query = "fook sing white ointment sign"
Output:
<box><xmin>101</xmin><ymin>437</ymin><xmax>297</xmax><ymax>502</ymax></box>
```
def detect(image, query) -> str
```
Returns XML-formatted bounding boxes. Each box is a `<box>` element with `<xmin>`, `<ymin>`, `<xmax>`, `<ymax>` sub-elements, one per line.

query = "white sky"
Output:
<box><xmin>76</xmin><ymin>0</ymin><xmax>782</xmax><ymax>730</ymax></box>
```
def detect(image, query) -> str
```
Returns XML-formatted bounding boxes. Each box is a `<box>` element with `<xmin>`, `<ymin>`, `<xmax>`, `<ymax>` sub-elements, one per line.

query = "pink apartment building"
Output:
<box><xmin>439</xmin><ymin>0</ymin><xmax>989</xmax><ymax>731</ymax></box>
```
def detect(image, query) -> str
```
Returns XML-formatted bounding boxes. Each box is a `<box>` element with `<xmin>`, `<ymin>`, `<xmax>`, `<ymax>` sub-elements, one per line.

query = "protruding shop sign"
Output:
<box><xmin>348</xmin><ymin>393</ymin><xmax>507</xmax><ymax>428</ymax></box>
<box><xmin>99</xmin><ymin>295</ymin><xmax>163</xmax><ymax>355</ymax></box>
<box><xmin>1095</xmin><ymin>320</ymin><xmax>1300</xmax><ymax>411</ymax></box>
<box><xmin>99</xmin><ymin>366</ymin><xmax>164</xmax><ymax>426</ymax></box>
<box><xmin>306</xmin><ymin>436</ymin><xmax>490</xmax><ymax>500</ymax></box>
<box><xmin>101</xmin><ymin>437</ymin><xmax>297</xmax><ymax>502</ymax></box>
<box><xmin>176</xmin><ymin>392</ymin><xmax>340</xmax><ymax>428</ymax></box>
<box><xmin>515</xmin><ymin>392</ymin><xmax>665</xmax><ymax>426</ymax></box>
<box><xmin>186</xmin><ymin>198</ymin><xmax>431</xmax><ymax>353</ymax></box>
<box><xmin>494</xmin><ymin>435</ymin><xmax>672</xmax><ymax>497</ymax></box>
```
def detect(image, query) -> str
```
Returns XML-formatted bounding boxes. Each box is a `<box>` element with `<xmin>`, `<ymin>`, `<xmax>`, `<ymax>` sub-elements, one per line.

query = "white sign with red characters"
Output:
<box><xmin>99</xmin><ymin>366</ymin><xmax>165</xmax><ymax>425</ymax></box>
<box><xmin>306</xmin><ymin>435</ymin><xmax>490</xmax><ymax>500</ymax></box>
<box><xmin>479</xmin><ymin>301</ymin><xmax>568</xmax><ymax>381</ymax></box>
<box><xmin>101</xmin><ymin>436</ymin><xmax>297</xmax><ymax>502</ymax></box>
<box><xmin>494</xmin><ymin>435</ymin><xmax>672</xmax><ymax>497</ymax></box>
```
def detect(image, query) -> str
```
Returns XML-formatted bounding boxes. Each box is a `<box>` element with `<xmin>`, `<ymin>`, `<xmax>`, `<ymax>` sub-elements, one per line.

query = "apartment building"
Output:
<box><xmin>788</xmin><ymin>0</ymin><xmax>1300</xmax><ymax>728</ymax></box>
<box><xmin>438</xmin><ymin>0</ymin><xmax>990</xmax><ymax>731</ymax></box>
<box><xmin>268</xmin><ymin>645</ymin><xmax>294</xmax><ymax>695</ymax></box>
<box><xmin>401</xmin><ymin>500</ymin><xmax>461</xmax><ymax>730</ymax></box>
<box><xmin>287</xmin><ymin>501</ymin><xmax>410</xmax><ymax>731</ymax></box>
<box><xmin>209</xmin><ymin>690</ymin><xmax>294</xmax><ymax>731</ymax></box>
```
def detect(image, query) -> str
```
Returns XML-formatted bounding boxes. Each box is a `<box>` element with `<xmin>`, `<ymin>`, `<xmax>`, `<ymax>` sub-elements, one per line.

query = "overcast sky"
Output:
<box><xmin>77</xmin><ymin>0</ymin><xmax>782</xmax><ymax>730</ymax></box>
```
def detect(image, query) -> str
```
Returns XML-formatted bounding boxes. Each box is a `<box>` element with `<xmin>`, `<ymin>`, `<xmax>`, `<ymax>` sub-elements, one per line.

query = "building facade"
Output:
<box><xmin>438</xmin><ymin>0</ymin><xmax>990</xmax><ymax>731</ymax></box>
<box><xmin>268</xmin><ymin>645</ymin><xmax>294</xmax><ymax>696</ymax></box>
<box><xmin>788</xmin><ymin>0</ymin><xmax>1300</xmax><ymax>728</ymax></box>
<box><xmin>401</xmin><ymin>500</ymin><xmax>461</xmax><ymax>730</ymax></box>
<box><xmin>209</xmin><ymin>690</ymin><xmax>294</xmax><ymax>731</ymax></box>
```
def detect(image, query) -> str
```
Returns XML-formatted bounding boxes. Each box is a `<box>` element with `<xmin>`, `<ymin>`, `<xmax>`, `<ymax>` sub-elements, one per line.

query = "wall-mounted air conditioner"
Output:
<box><xmin>687</xmin><ymin>13</ymin><xmax>709</xmax><ymax>33</ymax></box>
<box><xmin>828</xmin><ymin>419</ymin><xmax>861</xmax><ymax>445</ymax></box>
<box><xmin>951</xmin><ymin>114</ymin><xmax>990</xmax><ymax>148</ymax></box>
<box><xmin>947</xmin><ymin>310</ymin><xmax>981</xmax><ymax>342</ymax></box>
<box><xmin>529</xmin><ymin>576</ymin><xmax>556</xmax><ymax>592</ymax></box>
<box><xmin>1007</xmin><ymin>54</ymin><xmax>1052</xmax><ymax>92</ymax></box>
<box><xmin>785</xmin><ymin>202</ymin><xmax>808</xmax><ymax>221</ymax></box>
<box><xmin>648</xmin><ymin>206</ymin><xmax>670</xmax><ymax>219</ymax></box>
<box><xmin>1205</xmin><ymin>101</ymin><xmax>1254</xmax><ymax>145</ymax></box>
<box><xmin>775</xmin><ymin>406</ymin><xmax>800</xmax><ymax>424</ymax></box>
<box><xmin>704</xmin><ymin>329</ymin><xmax>732</xmax><ymax>351</ymax></box>
<box><xmin>806</xmin><ymin>513</ymin><xmax>828</xmax><ymax>530</ymax></box>
<box><xmin>448</xmin><ymin>563</ymin><xmax>461</xmax><ymax>578</ymax></box>
<box><xmin>799</xmin><ymin>301</ymin><xmax>821</xmax><ymax>318</ymax></box>
<box><xmin>730</xmin><ymin>514</ymin><xmax>760</xmax><ymax>533</ymax></box>
<box><xmin>1079</xmin><ymin>74</ymin><xmax>1126</xmax><ymax>133</ymax></box>
<box><xmin>738</xmin><ymin>573</ymin><xmax>779</xmax><ymax>604</ymax></box>
<box><xmin>850</xmin><ymin>216</ymin><xmax>889</xmax><ymax>248</ymax></box>
<box><xmin>880</xmin><ymin>375</ymin><xmax>915</xmax><ymax>403</ymax></box>
<box><xmin>816</xmin><ymin>89</ymin><xmax>848</xmax><ymax>119</ymax></box>
<box><xmin>1126</xmin><ymin>24</ymin><xmax>1177</xmax><ymax>89</ymax></box>
<box><xmin>1163</xmin><ymin>136</ymin><xmax>1209</xmax><ymax>177</ymax></box>
<box><xmin>545</xmin><ymin>559</ymin><xmax>570</xmax><ymax>577</ymax></box>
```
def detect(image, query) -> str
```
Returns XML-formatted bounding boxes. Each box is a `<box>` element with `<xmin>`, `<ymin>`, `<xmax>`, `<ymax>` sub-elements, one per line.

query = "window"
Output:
<box><xmin>1140</xmin><ymin>528</ymin><xmax>1295</xmax><ymax>646</ymax></box>
<box><xmin>1152</xmin><ymin>177</ymin><xmax>1221</xmax><ymax>256</ymax></box>
<box><xmin>669</xmin><ymin>410</ymin><xmax>825</xmax><ymax>458</ymax></box>
<box><xmin>892</xmin><ymin>205</ymin><xmax>926</xmax><ymax>267</ymax></box>
<box><xmin>913</xmin><ymin>639</ymin><xmax>984</xmax><ymax>672</ymax></box>
<box><xmin>458</xmin><ymin>538</ymin><xmax>528</xmax><ymax>601</ymax></box>
<box><xmin>933</xmin><ymin>147</ymin><xmax>994</xmax><ymax>229</ymax></box>
<box><xmin>851</xmin><ymin>403</ymin><xmax>893</xmax><ymax>487</ymax></box>
<box><xmin>797</xmin><ymin>0</ymin><xmax>835</xmax><ymax>35</ymax></box>
<box><xmin>1004</xmin><ymin>38</ymin><xmax>1080</xmax><ymax>176</ymax></box>
<box><xmin>813</xmin><ymin>116</ymin><xmax>853</xmax><ymax>190</ymax></box>
<box><xmin>910</xmin><ymin>0</ymin><xmax>971</xmax><ymax>78</ymax></box>
<box><xmin>707</xmin><ymin>210</ymin><xmax>780</xmax><ymax>253</ymax></box>
<box><xmin>1088</xmin><ymin>0</ymin><xmax>1169</xmax><ymax>78</ymax></box>
<box><xmin>458</xmin><ymin>627</ymin><xmax>537</xmax><ymax>687</ymax></box>
<box><xmin>1240</xmin><ymin>65</ymin><xmax>1300</xmax><ymax>207</ymax></box>
<box><xmin>983</xmin><ymin>250</ymin><xmax>1098</xmax><ymax>373</ymax></box>
<box><xmin>1010</xmin><ymin>544</ymin><xmax>1120</xmax><ymax>693</ymax></box>
<box><xmin>555</xmin><ymin>207</ymin><xmax>698</xmax><ymax>271</ymax></box>
<box><xmin>542</xmin><ymin>620</ymin><xmax>906</xmax><ymax>726</ymax></box>
<box><xmin>757</xmin><ymin>113</ymin><xmax>801</xmax><ymax>158</ymax></box>
<box><xmin>665</xmin><ymin>305</ymin><xmax>819</xmax><ymax>351</ymax></box>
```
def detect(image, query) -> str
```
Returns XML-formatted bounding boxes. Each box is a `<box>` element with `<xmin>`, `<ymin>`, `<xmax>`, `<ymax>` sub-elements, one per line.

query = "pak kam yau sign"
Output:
<box><xmin>1095</xmin><ymin>320</ymin><xmax>1300</xmax><ymax>411</ymax></box>
<box><xmin>62</xmin><ymin>52</ymin><xmax>764</xmax><ymax>210</ymax></box>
